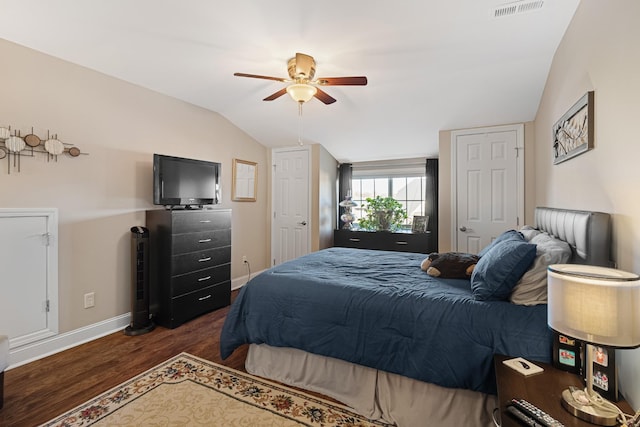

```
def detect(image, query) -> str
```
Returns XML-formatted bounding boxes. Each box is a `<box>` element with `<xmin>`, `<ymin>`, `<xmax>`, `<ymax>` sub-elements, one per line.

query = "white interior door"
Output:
<box><xmin>271</xmin><ymin>147</ymin><xmax>310</xmax><ymax>266</ymax></box>
<box><xmin>0</xmin><ymin>209</ymin><xmax>58</xmax><ymax>349</ymax></box>
<box><xmin>451</xmin><ymin>125</ymin><xmax>524</xmax><ymax>253</ymax></box>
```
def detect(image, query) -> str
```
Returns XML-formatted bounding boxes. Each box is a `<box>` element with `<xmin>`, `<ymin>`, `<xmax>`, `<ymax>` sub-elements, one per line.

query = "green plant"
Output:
<box><xmin>358</xmin><ymin>196</ymin><xmax>407</xmax><ymax>231</ymax></box>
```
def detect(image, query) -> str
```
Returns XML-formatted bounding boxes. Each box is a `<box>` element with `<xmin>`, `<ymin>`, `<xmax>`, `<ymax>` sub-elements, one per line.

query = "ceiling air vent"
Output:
<box><xmin>492</xmin><ymin>0</ymin><xmax>544</xmax><ymax>18</ymax></box>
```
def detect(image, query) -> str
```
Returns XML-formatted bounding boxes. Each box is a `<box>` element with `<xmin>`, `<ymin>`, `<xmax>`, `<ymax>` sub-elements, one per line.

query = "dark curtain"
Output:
<box><xmin>338</xmin><ymin>163</ymin><xmax>352</xmax><ymax>229</ymax></box>
<box><xmin>425</xmin><ymin>159</ymin><xmax>438</xmax><ymax>251</ymax></box>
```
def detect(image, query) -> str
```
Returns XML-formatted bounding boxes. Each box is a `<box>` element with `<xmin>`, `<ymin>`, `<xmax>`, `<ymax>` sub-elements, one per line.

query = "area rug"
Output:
<box><xmin>40</xmin><ymin>352</ymin><xmax>391</xmax><ymax>426</ymax></box>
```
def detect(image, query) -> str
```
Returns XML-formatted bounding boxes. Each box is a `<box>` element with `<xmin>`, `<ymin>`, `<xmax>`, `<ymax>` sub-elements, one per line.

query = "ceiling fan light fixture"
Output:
<box><xmin>286</xmin><ymin>83</ymin><xmax>317</xmax><ymax>103</ymax></box>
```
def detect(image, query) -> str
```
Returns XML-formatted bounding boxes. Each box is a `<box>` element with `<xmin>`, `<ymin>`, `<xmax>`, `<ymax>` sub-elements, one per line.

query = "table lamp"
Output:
<box><xmin>339</xmin><ymin>196</ymin><xmax>357</xmax><ymax>229</ymax></box>
<box><xmin>548</xmin><ymin>264</ymin><xmax>640</xmax><ymax>426</ymax></box>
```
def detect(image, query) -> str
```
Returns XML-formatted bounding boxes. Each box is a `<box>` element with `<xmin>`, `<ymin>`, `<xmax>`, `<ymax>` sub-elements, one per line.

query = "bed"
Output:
<box><xmin>220</xmin><ymin>207</ymin><xmax>612</xmax><ymax>426</ymax></box>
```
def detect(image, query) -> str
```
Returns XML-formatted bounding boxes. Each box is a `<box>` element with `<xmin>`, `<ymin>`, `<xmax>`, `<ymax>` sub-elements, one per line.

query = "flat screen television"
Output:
<box><xmin>153</xmin><ymin>154</ymin><xmax>221</xmax><ymax>207</ymax></box>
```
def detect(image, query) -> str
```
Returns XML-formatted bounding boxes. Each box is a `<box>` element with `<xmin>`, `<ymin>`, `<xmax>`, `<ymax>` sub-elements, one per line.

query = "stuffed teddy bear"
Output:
<box><xmin>421</xmin><ymin>252</ymin><xmax>480</xmax><ymax>279</ymax></box>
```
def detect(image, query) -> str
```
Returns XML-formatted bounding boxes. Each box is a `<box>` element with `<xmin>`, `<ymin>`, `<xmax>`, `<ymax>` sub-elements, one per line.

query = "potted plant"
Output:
<box><xmin>358</xmin><ymin>196</ymin><xmax>407</xmax><ymax>231</ymax></box>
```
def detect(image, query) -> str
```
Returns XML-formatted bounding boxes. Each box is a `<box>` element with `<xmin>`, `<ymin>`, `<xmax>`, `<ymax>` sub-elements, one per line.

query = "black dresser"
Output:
<box><xmin>334</xmin><ymin>229</ymin><xmax>435</xmax><ymax>254</ymax></box>
<box><xmin>146</xmin><ymin>209</ymin><xmax>231</xmax><ymax>328</ymax></box>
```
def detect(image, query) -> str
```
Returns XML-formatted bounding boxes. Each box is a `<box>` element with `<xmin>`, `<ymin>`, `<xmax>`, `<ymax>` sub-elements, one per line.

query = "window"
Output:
<box><xmin>351</xmin><ymin>171</ymin><xmax>426</xmax><ymax>229</ymax></box>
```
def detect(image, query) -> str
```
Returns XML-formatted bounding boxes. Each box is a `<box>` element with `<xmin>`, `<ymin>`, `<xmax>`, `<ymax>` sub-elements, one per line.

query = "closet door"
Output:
<box><xmin>0</xmin><ymin>209</ymin><xmax>58</xmax><ymax>348</ymax></box>
<box><xmin>451</xmin><ymin>124</ymin><xmax>524</xmax><ymax>253</ymax></box>
<box><xmin>271</xmin><ymin>147</ymin><xmax>311</xmax><ymax>266</ymax></box>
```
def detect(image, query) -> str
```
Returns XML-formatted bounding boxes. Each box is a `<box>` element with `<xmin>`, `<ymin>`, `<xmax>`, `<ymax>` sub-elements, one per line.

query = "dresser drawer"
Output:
<box><xmin>172</xmin><ymin>210</ymin><xmax>231</xmax><ymax>234</ymax></box>
<box><xmin>172</xmin><ymin>246</ymin><xmax>231</xmax><ymax>276</ymax></box>
<box><xmin>170</xmin><ymin>282</ymin><xmax>231</xmax><ymax>327</ymax></box>
<box><xmin>171</xmin><ymin>264</ymin><xmax>230</xmax><ymax>296</ymax></box>
<box><xmin>172</xmin><ymin>229</ymin><xmax>231</xmax><ymax>254</ymax></box>
<box><xmin>334</xmin><ymin>231</ymin><xmax>378</xmax><ymax>249</ymax></box>
<box><xmin>334</xmin><ymin>229</ymin><xmax>434</xmax><ymax>253</ymax></box>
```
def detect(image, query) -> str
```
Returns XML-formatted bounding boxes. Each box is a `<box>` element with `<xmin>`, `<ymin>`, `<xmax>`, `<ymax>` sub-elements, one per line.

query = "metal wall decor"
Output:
<box><xmin>552</xmin><ymin>91</ymin><xmax>594</xmax><ymax>165</ymax></box>
<box><xmin>0</xmin><ymin>125</ymin><xmax>87</xmax><ymax>173</ymax></box>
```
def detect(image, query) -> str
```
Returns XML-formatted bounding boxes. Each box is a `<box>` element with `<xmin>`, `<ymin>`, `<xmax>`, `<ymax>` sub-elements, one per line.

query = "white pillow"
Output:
<box><xmin>518</xmin><ymin>225</ymin><xmax>542</xmax><ymax>242</ymax></box>
<box><xmin>510</xmin><ymin>233</ymin><xmax>572</xmax><ymax>305</ymax></box>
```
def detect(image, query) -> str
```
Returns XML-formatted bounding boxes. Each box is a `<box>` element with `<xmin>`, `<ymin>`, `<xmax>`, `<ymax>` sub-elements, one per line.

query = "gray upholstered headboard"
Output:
<box><xmin>533</xmin><ymin>207</ymin><xmax>613</xmax><ymax>267</ymax></box>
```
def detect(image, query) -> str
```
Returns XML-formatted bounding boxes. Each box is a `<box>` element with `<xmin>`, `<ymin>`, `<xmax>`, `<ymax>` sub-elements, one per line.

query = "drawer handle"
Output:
<box><xmin>198</xmin><ymin>294</ymin><xmax>212</xmax><ymax>301</ymax></box>
<box><xmin>348</xmin><ymin>238</ymin><xmax>361</xmax><ymax>242</ymax></box>
<box><xmin>395</xmin><ymin>241</ymin><xmax>408</xmax><ymax>245</ymax></box>
<box><xmin>199</xmin><ymin>220</ymin><xmax>211</xmax><ymax>223</ymax></box>
<box><xmin>199</xmin><ymin>238</ymin><xmax>212</xmax><ymax>243</ymax></box>
<box><xmin>198</xmin><ymin>275</ymin><xmax>212</xmax><ymax>282</ymax></box>
<box><xmin>198</xmin><ymin>257</ymin><xmax>212</xmax><ymax>262</ymax></box>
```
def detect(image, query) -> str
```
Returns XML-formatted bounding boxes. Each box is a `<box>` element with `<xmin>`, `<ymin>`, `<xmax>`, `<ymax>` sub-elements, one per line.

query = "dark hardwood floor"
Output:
<box><xmin>1</xmin><ymin>291</ymin><xmax>248</xmax><ymax>427</ymax></box>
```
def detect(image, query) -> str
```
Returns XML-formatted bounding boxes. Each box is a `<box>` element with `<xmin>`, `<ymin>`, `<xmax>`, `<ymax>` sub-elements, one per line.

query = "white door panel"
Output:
<box><xmin>0</xmin><ymin>209</ymin><xmax>58</xmax><ymax>349</ymax></box>
<box><xmin>272</xmin><ymin>148</ymin><xmax>310</xmax><ymax>266</ymax></box>
<box><xmin>452</xmin><ymin>125</ymin><xmax>524</xmax><ymax>253</ymax></box>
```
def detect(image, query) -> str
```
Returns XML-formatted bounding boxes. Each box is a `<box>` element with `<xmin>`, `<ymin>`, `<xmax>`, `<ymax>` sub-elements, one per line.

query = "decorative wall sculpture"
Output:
<box><xmin>0</xmin><ymin>126</ymin><xmax>87</xmax><ymax>173</ymax></box>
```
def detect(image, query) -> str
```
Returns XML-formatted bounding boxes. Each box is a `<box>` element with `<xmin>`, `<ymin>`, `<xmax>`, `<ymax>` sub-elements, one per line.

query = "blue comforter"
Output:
<box><xmin>220</xmin><ymin>247</ymin><xmax>551</xmax><ymax>394</ymax></box>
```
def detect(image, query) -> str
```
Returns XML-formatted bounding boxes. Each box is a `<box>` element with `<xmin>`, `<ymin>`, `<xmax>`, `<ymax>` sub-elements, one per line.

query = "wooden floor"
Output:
<box><xmin>1</xmin><ymin>291</ymin><xmax>249</xmax><ymax>427</ymax></box>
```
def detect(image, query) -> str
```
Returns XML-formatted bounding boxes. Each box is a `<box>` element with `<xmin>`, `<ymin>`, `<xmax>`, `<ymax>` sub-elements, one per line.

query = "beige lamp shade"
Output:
<box><xmin>548</xmin><ymin>264</ymin><xmax>640</xmax><ymax>348</ymax></box>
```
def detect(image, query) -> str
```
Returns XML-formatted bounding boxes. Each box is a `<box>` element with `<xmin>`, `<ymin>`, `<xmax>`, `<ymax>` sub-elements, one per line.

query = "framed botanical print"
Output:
<box><xmin>232</xmin><ymin>159</ymin><xmax>257</xmax><ymax>202</ymax></box>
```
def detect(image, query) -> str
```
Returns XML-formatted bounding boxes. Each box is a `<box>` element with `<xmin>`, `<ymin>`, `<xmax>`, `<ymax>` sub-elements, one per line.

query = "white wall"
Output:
<box><xmin>534</xmin><ymin>0</ymin><xmax>640</xmax><ymax>409</ymax></box>
<box><xmin>0</xmin><ymin>38</ymin><xmax>269</xmax><ymax>334</ymax></box>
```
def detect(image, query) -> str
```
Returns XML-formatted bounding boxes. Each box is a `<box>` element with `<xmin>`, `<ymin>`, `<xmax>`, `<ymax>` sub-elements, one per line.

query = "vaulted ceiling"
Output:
<box><xmin>0</xmin><ymin>0</ymin><xmax>580</xmax><ymax>162</ymax></box>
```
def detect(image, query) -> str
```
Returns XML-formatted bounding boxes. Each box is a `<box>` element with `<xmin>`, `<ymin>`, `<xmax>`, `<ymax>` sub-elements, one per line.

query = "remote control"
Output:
<box><xmin>506</xmin><ymin>405</ymin><xmax>544</xmax><ymax>426</ymax></box>
<box><xmin>507</xmin><ymin>398</ymin><xmax>565</xmax><ymax>427</ymax></box>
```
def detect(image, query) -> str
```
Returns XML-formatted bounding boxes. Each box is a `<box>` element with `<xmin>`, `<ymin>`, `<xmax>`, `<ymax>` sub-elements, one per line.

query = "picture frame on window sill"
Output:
<box><xmin>232</xmin><ymin>159</ymin><xmax>257</xmax><ymax>202</ymax></box>
<box><xmin>552</xmin><ymin>91</ymin><xmax>594</xmax><ymax>165</ymax></box>
<box><xmin>411</xmin><ymin>215</ymin><xmax>429</xmax><ymax>233</ymax></box>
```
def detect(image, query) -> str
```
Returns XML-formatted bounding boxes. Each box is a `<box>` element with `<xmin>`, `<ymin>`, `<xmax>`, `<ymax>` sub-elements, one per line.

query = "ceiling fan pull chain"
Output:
<box><xmin>298</xmin><ymin>102</ymin><xmax>304</xmax><ymax>145</ymax></box>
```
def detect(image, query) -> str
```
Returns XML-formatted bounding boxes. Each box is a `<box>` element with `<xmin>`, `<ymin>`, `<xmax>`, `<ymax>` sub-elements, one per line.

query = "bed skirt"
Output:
<box><xmin>246</xmin><ymin>344</ymin><xmax>497</xmax><ymax>427</ymax></box>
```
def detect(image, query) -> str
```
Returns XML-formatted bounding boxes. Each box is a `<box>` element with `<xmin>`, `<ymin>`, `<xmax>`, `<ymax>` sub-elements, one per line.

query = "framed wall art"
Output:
<box><xmin>553</xmin><ymin>91</ymin><xmax>594</xmax><ymax>164</ymax></box>
<box><xmin>232</xmin><ymin>158</ymin><xmax>257</xmax><ymax>202</ymax></box>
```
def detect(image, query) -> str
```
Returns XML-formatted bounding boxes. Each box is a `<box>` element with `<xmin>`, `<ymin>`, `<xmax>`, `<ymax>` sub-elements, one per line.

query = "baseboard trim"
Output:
<box><xmin>8</xmin><ymin>272</ymin><xmax>266</xmax><ymax>370</ymax></box>
<box><xmin>231</xmin><ymin>268</ymin><xmax>266</xmax><ymax>290</ymax></box>
<box><xmin>7</xmin><ymin>313</ymin><xmax>131</xmax><ymax>370</ymax></box>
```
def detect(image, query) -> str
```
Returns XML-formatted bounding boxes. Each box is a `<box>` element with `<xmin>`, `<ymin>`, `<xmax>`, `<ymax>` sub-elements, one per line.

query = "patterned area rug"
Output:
<box><xmin>40</xmin><ymin>352</ymin><xmax>391</xmax><ymax>426</ymax></box>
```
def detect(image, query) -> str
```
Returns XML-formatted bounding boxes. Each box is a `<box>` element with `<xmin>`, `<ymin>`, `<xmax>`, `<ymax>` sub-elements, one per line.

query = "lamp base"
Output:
<box><xmin>561</xmin><ymin>388</ymin><xmax>619</xmax><ymax>426</ymax></box>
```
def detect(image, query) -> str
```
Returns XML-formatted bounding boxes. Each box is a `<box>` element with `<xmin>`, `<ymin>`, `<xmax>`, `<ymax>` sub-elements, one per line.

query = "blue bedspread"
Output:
<box><xmin>220</xmin><ymin>247</ymin><xmax>551</xmax><ymax>394</ymax></box>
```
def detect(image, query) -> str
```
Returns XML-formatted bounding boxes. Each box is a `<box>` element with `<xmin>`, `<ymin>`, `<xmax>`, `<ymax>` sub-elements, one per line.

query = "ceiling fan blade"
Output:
<box><xmin>316</xmin><ymin>76</ymin><xmax>368</xmax><ymax>86</ymax></box>
<box><xmin>234</xmin><ymin>72</ymin><xmax>288</xmax><ymax>83</ymax></box>
<box><xmin>263</xmin><ymin>88</ymin><xmax>288</xmax><ymax>101</ymax></box>
<box><xmin>314</xmin><ymin>88</ymin><xmax>337</xmax><ymax>105</ymax></box>
<box><xmin>295</xmin><ymin>52</ymin><xmax>315</xmax><ymax>79</ymax></box>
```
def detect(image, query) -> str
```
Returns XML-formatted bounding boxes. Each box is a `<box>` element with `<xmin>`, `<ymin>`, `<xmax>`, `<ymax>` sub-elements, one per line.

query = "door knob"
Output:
<box><xmin>459</xmin><ymin>226</ymin><xmax>467</xmax><ymax>232</ymax></box>
<box><xmin>298</xmin><ymin>221</ymin><xmax>307</xmax><ymax>226</ymax></box>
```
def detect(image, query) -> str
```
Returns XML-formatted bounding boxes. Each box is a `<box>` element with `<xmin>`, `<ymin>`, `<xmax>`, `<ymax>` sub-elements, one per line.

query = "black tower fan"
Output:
<box><xmin>125</xmin><ymin>226</ymin><xmax>155</xmax><ymax>336</ymax></box>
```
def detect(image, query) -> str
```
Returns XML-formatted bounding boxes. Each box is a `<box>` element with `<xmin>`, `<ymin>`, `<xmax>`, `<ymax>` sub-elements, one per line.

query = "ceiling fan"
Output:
<box><xmin>234</xmin><ymin>52</ymin><xmax>367</xmax><ymax>105</ymax></box>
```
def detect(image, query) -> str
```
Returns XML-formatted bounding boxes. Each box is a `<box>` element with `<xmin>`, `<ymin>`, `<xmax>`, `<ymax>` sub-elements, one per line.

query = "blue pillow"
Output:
<box><xmin>471</xmin><ymin>239</ymin><xmax>537</xmax><ymax>301</ymax></box>
<box><xmin>477</xmin><ymin>230</ymin><xmax>525</xmax><ymax>257</ymax></box>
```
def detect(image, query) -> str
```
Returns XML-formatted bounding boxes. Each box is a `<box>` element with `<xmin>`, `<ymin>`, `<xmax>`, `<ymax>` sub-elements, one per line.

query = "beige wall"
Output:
<box><xmin>533</xmin><ymin>0</ymin><xmax>640</xmax><ymax>408</ymax></box>
<box><xmin>311</xmin><ymin>144</ymin><xmax>338</xmax><ymax>251</ymax></box>
<box><xmin>0</xmin><ymin>39</ymin><xmax>269</xmax><ymax>333</ymax></box>
<box><xmin>438</xmin><ymin>122</ymin><xmax>536</xmax><ymax>252</ymax></box>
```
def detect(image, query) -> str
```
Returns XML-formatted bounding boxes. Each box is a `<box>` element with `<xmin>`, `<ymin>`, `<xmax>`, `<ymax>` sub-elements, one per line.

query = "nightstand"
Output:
<box><xmin>494</xmin><ymin>354</ymin><xmax>635</xmax><ymax>427</ymax></box>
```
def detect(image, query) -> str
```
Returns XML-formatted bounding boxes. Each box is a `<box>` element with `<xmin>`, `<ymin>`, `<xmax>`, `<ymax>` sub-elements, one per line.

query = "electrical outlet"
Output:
<box><xmin>242</xmin><ymin>255</ymin><xmax>248</xmax><ymax>264</ymax></box>
<box><xmin>84</xmin><ymin>292</ymin><xmax>95</xmax><ymax>309</ymax></box>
